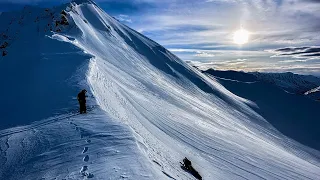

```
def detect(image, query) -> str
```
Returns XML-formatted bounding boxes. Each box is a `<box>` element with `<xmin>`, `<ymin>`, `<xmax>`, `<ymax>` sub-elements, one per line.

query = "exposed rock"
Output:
<box><xmin>1</xmin><ymin>34</ymin><xmax>8</xmax><ymax>40</ymax></box>
<box><xmin>0</xmin><ymin>41</ymin><xmax>9</xmax><ymax>49</ymax></box>
<box><xmin>61</xmin><ymin>10</ymin><xmax>67</xmax><ymax>16</ymax></box>
<box><xmin>60</xmin><ymin>15</ymin><xmax>69</xmax><ymax>25</ymax></box>
<box><xmin>2</xmin><ymin>51</ymin><xmax>7</xmax><ymax>57</ymax></box>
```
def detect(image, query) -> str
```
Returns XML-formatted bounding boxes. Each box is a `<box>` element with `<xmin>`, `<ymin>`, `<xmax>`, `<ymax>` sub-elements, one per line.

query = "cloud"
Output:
<box><xmin>188</xmin><ymin>59</ymin><xmax>320</xmax><ymax>76</ymax></box>
<box><xmin>279</xmin><ymin>60</ymin><xmax>308</xmax><ymax>63</ymax></box>
<box><xmin>114</xmin><ymin>14</ymin><xmax>132</xmax><ymax>23</ymax></box>
<box><xmin>269</xmin><ymin>46</ymin><xmax>320</xmax><ymax>59</ymax></box>
<box><xmin>275</xmin><ymin>47</ymin><xmax>310</xmax><ymax>52</ymax></box>
<box><xmin>194</xmin><ymin>51</ymin><xmax>215</xmax><ymax>57</ymax></box>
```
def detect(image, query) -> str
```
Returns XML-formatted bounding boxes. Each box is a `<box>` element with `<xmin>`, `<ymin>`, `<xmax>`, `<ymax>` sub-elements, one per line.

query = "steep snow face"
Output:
<box><xmin>0</xmin><ymin>1</ymin><xmax>320</xmax><ymax>179</ymax></box>
<box><xmin>49</xmin><ymin>1</ymin><xmax>319</xmax><ymax>179</ymax></box>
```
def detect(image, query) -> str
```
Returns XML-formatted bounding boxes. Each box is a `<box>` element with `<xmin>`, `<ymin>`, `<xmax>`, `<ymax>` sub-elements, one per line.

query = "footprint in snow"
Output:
<box><xmin>80</xmin><ymin>166</ymin><xmax>94</xmax><ymax>178</ymax></box>
<box><xmin>80</xmin><ymin>166</ymin><xmax>88</xmax><ymax>174</ymax></box>
<box><xmin>120</xmin><ymin>174</ymin><xmax>129</xmax><ymax>178</ymax></box>
<box><xmin>82</xmin><ymin>147</ymin><xmax>88</xmax><ymax>153</ymax></box>
<box><xmin>83</xmin><ymin>155</ymin><xmax>89</xmax><ymax>162</ymax></box>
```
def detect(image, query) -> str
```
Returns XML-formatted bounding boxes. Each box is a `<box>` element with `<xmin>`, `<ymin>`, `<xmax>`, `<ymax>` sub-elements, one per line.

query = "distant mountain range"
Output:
<box><xmin>201</xmin><ymin>68</ymin><xmax>320</xmax><ymax>152</ymax></box>
<box><xmin>203</xmin><ymin>69</ymin><xmax>320</xmax><ymax>101</ymax></box>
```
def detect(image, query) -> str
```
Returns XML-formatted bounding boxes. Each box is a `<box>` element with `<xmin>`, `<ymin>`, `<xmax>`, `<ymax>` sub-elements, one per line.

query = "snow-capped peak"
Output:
<box><xmin>71</xmin><ymin>0</ymin><xmax>95</xmax><ymax>4</ymax></box>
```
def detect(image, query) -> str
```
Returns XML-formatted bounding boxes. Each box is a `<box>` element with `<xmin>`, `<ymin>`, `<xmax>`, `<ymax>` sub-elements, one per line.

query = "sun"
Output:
<box><xmin>233</xmin><ymin>29</ymin><xmax>249</xmax><ymax>45</ymax></box>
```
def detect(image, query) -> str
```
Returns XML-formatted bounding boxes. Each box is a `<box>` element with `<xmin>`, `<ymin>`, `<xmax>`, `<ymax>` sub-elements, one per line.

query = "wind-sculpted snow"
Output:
<box><xmin>0</xmin><ymin>0</ymin><xmax>320</xmax><ymax>179</ymax></box>
<box><xmin>0</xmin><ymin>109</ymin><xmax>161</xmax><ymax>179</ymax></box>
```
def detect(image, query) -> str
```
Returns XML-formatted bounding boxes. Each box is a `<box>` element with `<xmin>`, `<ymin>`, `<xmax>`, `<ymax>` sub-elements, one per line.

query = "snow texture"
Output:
<box><xmin>0</xmin><ymin>0</ymin><xmax>320</xmax><ymax>179</ymax></box>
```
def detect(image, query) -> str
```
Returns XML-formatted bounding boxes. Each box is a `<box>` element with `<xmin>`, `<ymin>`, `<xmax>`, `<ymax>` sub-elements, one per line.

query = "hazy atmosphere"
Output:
<box><xmin>1</xmin><ymin>0</ymin><xmax>319</xmax><ymax>76</ymax></box>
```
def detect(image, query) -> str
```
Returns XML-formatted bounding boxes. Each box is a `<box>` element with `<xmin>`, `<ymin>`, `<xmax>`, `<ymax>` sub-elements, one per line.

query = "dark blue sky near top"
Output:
<box><xmin>0</xmin><ymin>0</ymin><xmax>320</xmax><ymax>76</ymax></box>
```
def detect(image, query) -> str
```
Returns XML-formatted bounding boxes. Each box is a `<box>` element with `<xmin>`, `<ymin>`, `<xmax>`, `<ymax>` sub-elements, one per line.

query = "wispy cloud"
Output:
<box><xmin>278</xmin><ymin>60</ymin><xmax>308</xmax><ymax>63</ymax></box>
<box><xmin>268</xmin><ymin>46</ymin><xmax>320</xmax><ymax>59</ymax></box>
<box><xmin>194</xmin><ymin>52</ymin><xmax>215</xmax><ymax>57</ymax></box>
<box><xmin>128</xmin><ymin>0</ymin><xmax>320</xmax><ymax>76</ymax></box>
<box><xmin>114</xmin><ymin>14</ymin><xmax>132</xmax><ymax>23</ymax></box>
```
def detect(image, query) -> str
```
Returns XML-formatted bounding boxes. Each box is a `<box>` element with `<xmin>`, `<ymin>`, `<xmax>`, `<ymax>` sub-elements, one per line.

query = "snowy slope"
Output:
<box><xmin>0</xmin><ymin>2</ymin><xmax>163</xmax><ymax>179</ymax></box>
<box><xmin>1</xmin><ymin>0</ymin><xmax>320</xmax><ymax>180</ymax></box>
<box><xmin>0</xmin><ymin>109</ymin><xmax>162</xmax><ymax>179</ymax></box>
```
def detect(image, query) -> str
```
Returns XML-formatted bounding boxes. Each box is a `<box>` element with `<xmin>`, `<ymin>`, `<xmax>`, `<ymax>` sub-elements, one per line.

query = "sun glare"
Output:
<box><xmin>233</xmin><ymin>29</ymin><xmax>249</xmax><ymax>45</ymax></box>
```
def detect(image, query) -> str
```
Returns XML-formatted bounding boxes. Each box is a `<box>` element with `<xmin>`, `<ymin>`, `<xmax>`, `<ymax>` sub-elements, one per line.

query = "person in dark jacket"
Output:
<box><xmin>77</xmin><ymin>89</ymin><xmax>87</xmax><ymax>114</ymax></box>
<box><xmin>181</xmin><ymin>157</ymin><xmax>202</xmax><ymax>180</ymax></box>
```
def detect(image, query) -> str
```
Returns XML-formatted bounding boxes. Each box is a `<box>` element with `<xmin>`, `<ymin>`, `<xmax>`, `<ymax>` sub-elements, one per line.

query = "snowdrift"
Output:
<box><xmin>0</xmin><ymin>0</ymin><xmax>320</xmax><ymax>179</ymax></box>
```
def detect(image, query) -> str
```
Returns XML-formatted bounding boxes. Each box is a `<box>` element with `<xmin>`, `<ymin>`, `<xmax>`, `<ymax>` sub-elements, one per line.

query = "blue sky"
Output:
<box><xmin>1</xmin><ymin>0</ymin><xmax>320</xmax><ymax>76</ymax></box>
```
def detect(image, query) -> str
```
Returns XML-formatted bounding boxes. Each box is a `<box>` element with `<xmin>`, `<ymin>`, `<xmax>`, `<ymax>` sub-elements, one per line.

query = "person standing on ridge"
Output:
<box><xmin>77</xmin><ymin>89</ymin><xmax>87</xmax><ymax>114</ymax></box>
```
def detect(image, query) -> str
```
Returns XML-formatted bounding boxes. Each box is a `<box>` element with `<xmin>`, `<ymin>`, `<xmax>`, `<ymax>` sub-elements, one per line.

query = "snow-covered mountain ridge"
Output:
<box><xmin>1</xmin><ymin>0</ymin><xmax>320</xmax><ymax>179</ymax></box>
<box><xmin>252</xmin><ymin>72</ymin><xmax>320</xmax><ymax>94</ymax></box>
<box><xmin>203</xmin><ymin>68</ymin><xmax>320</xmax><ymax>151</ymax></box>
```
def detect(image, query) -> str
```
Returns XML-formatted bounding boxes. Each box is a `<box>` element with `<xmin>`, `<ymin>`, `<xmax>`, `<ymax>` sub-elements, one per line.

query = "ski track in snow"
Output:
<box><xmin>0</xmin><ymin>1</ymin><xmax>320</xmax><ymax>180</ymax></box>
